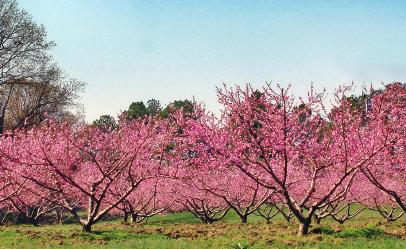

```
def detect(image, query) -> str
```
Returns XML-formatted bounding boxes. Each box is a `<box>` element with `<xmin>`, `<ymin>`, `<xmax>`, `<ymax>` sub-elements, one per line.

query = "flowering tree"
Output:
<box><xmin>362</xmin><ymin>182</ymin><xmax>405</xmax><ymax>222</ymax></box>
<box><xmin>313</xmin><ymin>201</ymin><xmax>366</xmax><ymax>225</ymax></box>
<box><xmin>112</xmin><ymin>178</ymin><xmax>174</xmax><ymax>223</ymax></box>
<box><xmin>0</xmin><ymin>118</ymin><xmax>174</xmax><ymax>232</ymax></box>
<box><xmin>167</xmin><ymin>110</ymin><xmax>231</xmax><ymax>224</ymax></box>
<box><xmin>359</xmin><ymin>83</ymin><xmax>406</xmax><ymax>213</ymax></box>
<box><xmin>176</xmin><ymin>112</ymin><xmax>270</xmax><ymax>223</ymax></box>
<box><xmin>181</xmin><ymin>84</ymin><xmax>396</xmax><ymax>235</ymax></box>
<box><xmin>172</xmin><ymin>179</ymin><xmax>230</xmax><ymax>224</ymax></box>
<box><xmin>0</xmin><ymin>164</ymin><xmax>17</xmax><ymax>205</ymax></box>
<box><xmin>0</xmin><ymin>163</ymin><xmax>20</xmax><ymax>224</ymax></box>
<box><xmin>255</xmin><ymin>195</ymin><xmax>294</xmax><ymax>223</ymax></box>
<box><xmin>6</xmin><ymin>182</ymin><xmax>59</xmax><ymax>225</ymax></box>
<box><xmin>0</xmin><ymin>82</ymin><xmax>404</xmax><ymax>236</ymax></box>
<box><xmin>1</xmin><ymin>150</ymin><xmax>59</xmax><ymax>225</ymax></box>
<box><xmin>200</xmin><ymin>170</ymin><xmax>270</xmax><ymax>224</ymax></box>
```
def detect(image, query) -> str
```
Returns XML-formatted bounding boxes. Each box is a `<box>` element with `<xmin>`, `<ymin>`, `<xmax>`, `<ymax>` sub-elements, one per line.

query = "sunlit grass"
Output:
<box><xmin>0</xmin><ymin>209</ymin><xmax>405</xmax><ymax>249</ymax></box>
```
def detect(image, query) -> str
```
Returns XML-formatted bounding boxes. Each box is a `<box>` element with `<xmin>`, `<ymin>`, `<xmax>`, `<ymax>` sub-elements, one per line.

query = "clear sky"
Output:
<box><xmin>18</xmin><ymin>0</ymin><xmax>406</xmax><ymax>122</ymax></box>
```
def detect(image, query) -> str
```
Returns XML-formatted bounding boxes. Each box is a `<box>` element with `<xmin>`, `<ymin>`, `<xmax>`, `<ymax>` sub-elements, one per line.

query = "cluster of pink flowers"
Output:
<box><xmin>0</xmin><ymin>83</ymin><xmax>405</xmax><ymax>235</ymax></box>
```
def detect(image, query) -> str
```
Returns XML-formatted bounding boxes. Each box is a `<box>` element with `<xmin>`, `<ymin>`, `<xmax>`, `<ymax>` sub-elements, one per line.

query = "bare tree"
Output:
<box><xmin>0</xmin><ymin>0</ymin><xmax>83</xmax><ymax>132</ymax></box>
<box><xmin>1</xmin><ymin>78</ymin><xmax>84</xmax><ymax>131</ymax></box>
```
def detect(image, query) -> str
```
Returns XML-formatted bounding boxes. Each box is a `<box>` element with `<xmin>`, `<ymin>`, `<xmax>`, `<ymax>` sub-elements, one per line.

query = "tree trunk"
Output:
<box><xmin>30</xmin><ymin>217</ymin><xmax>39</xmax><ymax>226</ymax></box>
<box><xmin>1</xmin><ymin>211</ymin><xmax>10</xmax><ymax>225</ymax></box>
<box><xmin>16</xmin><ymin>213</ymin><xmax>38</xmax><ymax>226</ymax></box>
<box><xmin>82</xmin><ymin>223</ymin><xmax>92</xmax><ymax>233</ymax></box>
<box><xmin>201</xmin><ymin>217</ymin><xmax>213</xmax><ymax>224</ymax></box>
<box><xmin>240</xmin><ymin>215</ymin><xmax>248</xmax><ymax>224</ymax></box>
<box><xmin>130</xmin><ymin>213</ymin><xmax>138</xmax><ymax>223</ymax></box>
<box><xmin>56</xmin><ymin>210</ymin><xmax>63</xmax><ymax>224</ymax></box>
<box><xmin>298</xmin><ymin>220</ymin><xmax>311</xmax><ymax>236</ymax></box>
<box><xmin>315</xmin><ymin>215</ymin><xmax>321</xmax><ymax>224</ymax></box>
<box><xmin>123</xmin><ymin>211</ymin><xmax>129</xmax><ymax>223</ymax></box>
<box><xmin>0</xmin><ymin>116</ymin><xmax>4</xmax><ymax>134</ymax></box>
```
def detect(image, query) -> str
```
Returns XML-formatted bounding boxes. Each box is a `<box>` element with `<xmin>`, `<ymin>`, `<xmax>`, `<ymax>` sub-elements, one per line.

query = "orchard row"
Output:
<box><xmin>0</xmin><ymin>83</ymin><xmax>405</xmax><ymax>236</ymax></box>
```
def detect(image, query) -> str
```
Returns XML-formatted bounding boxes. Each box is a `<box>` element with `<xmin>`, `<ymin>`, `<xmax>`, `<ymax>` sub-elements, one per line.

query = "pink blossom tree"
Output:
<box><xmin>0</xmin><ymin>162</ymin><xmax>20</xmax><ymax>224</ymax></box>
<box><xmin>361</xmin><ymin>180</ymin><xmax>404</xmax><ymax>222</ymax></box>
<box><xmin>112</xmin><ymin>178</ymin><xmax>174</xmax><ymax>223</ymax></box>
<box><xmin>171</xmin><ymin>178</ymin><xmax>230</xmax><ymax>224</ymax></box>
<box><xmin>255</xmin><ymin>194</ymin><xmax>294</xmax><ymax>223</ymax></box>
<box><xmin>0</xmin><ymin>118</ymin><xmax>175</xmax><ymax>232</ymax></box>
<box><xmin>182</xmin><ymin>84</ymin><xmax>396</xmax><ymax>235</ymax></box>
<box><xmin>6</xmin><ymin>182</ymin><xmax>59</xmax><ymax>225</ymax></box>
<box><xmin>199</xmin><ymin>170</ymin><xmax>270</xmax><ymax>224</ymax></box>
<box><xmin>176</xmin><ymin>112</ymin><xmax>271</xmax><ymax>223</ymax></box>
<box><xmin>359</xmin><ymin>83</ymin><xmax>406</xmax><ymax>214</ymax></box>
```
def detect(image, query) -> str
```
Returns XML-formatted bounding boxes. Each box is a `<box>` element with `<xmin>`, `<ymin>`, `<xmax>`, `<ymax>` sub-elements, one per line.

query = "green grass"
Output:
<box><xmin>0</xmin><ymin>209</ymin><xmax>405</xmax><ymax>249</ymax></box>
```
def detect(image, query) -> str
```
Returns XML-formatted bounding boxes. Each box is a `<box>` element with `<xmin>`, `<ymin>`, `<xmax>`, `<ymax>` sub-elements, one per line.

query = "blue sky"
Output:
<box><xmin>19</xmin><ymin>0</ymin><xmax>406</xmax><ymax>121</ymax></box>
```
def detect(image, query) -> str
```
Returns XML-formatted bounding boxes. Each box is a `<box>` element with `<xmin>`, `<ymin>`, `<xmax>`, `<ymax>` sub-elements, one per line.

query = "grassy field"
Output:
<box><xmin>0</xmin><ymin>209</ymin><xmax>405</xmax><ymax>249</ymax></box>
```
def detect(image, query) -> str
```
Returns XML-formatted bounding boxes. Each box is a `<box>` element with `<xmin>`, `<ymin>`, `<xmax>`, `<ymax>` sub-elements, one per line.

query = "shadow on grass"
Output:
<box><xmin>147</xmin><ymin>212</ymin><xmax>200</xmax><ymax>225</ymax></box>
<box><xmin>67</xmin><ymin>230</ymin><xmax>169</xmax><ymax>243</ymax></box>
<box><xmin>312</xmin><ymin>226</ymin><xmax>386</xmax><ymax>239</ymax></box>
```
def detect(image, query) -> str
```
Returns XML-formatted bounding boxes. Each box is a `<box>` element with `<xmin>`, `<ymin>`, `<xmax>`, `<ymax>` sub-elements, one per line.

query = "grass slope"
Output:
<box><xmin>0</xmin><ymin>209</ymin><xmax>405</xmax><ymax>249</ymax></box>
